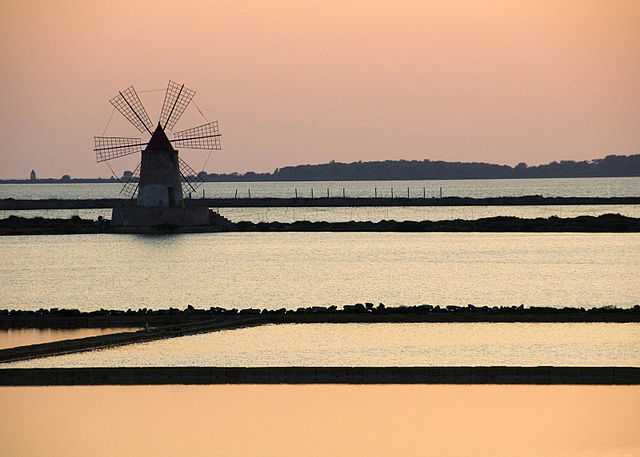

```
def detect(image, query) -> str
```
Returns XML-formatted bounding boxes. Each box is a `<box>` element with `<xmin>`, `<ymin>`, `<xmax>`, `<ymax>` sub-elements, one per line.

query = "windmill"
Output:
<box><xmin>94</xmin><ymin>81</ymin><xmax>222</xmax><ymax>227</ymax></box>
<box><xmin>94</xmin><ymin>80</ymin><xmax>221</xmax><ymax>206</ymax></box>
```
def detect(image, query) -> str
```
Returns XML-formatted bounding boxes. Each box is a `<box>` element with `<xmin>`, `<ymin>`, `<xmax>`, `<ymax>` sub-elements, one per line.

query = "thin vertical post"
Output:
<box><xmin>295</xmin><ymin>188</ymin><xmax>298</xmax><ymax>198</ymax></box>
<box><xmin>234</xmin><ymin>188</ymin><xmax>238</xmax><ymax>199</ymax></box>
<box><xmin>391</xmin><ymin>187</ymin><xmax>394</xmax><ymax>198</ymax></box>
<box><xmin>439</xmin><ymin>187</ymin><xmax>442</xmax><ymax>198</ymax></box>
<box><xmin>342</xmin><ymin>187</ymin><xmax>345</xmax><ymax>198</ymax></box>
<box><xmin>407</xmin><ymin>187</ymin><xmax>410</xmax><ymax>198</ymax></box>
<box><xmin>311</xmin><ymin>188</ymin><xmax>314</xmax><ymax>198</ymax></box>
<box><xmin>374</xmin><ymin>187</ymin><xmax>377</xmax><ymax>198</ymax></box>
<box><xmin>423</xmin><ymin>187</ymin><xmax>425</xmax><ymax>198</ymax></box>
<box><xmin>248</xmin><ymin>188</ymin><xmax>252</xmax><ymax>199</ymax></box>
<box><xmin>327</xmin><ymin>187</ymin><xmax>329</xmax><ymax>198</ymax></box>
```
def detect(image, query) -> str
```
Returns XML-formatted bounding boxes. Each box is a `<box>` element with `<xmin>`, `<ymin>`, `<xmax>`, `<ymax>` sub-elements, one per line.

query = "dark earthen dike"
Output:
<box><xmin>3</xmin><ymin>304</ymin><xmax>639</xmax><ymax>330</ymax></box>
<box><xmin>1</xmin><ymin>366</ymin><xmax>639</xmax><ymax>385</ymax></box>
<box><xmin>2</xmin><ymin>195</ymin><xmax>640</xmax><ymax>210</ymax></box>
<box><xmin>2</xmin><ymin>213</ymin><xmax>640</xmax><ymax>235</ymax></box>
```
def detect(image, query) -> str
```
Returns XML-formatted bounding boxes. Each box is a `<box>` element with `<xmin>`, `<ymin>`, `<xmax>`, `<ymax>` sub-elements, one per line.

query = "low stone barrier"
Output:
<box><xmin>1</xmin><ymin>366</ymin><xmax>638</xmax><ymax>385</ymax></box>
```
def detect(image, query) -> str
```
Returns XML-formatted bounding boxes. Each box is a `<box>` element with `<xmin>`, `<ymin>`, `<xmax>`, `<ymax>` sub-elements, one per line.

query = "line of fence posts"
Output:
<box><xmin>232</xmin><ymin>188</ymin><xmax>251</xmax><ymax>199</ymax></box>
<box><xmin>369</xmin><ymin>185</ymin><xmax>432</xmax><ymax>198</ymax></box>
<box><xmin>232</xmin><ymin>185</ymin><xmax>442</xmax><ymax>200</ymax></box>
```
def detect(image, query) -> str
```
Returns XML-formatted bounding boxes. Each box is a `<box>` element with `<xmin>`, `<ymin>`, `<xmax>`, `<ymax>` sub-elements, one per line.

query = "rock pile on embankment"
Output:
<box><xmin>3</xmin><ymin>304</ymin><xmax>639</xmax><ymax>329</ymax></box>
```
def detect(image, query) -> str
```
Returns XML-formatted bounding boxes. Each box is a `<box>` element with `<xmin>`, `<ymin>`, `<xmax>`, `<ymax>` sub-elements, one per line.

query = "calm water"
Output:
<box><xmin>2</xmin><ymin>204</ymin><xmax>640</xmax><ymax>223</ymax></box>
<box><xmin>0</xmin><ymin>328</ymin><xmax>140</xmax><ymax>350</ymax></box>
<box><xmin>1</xmin><ymin>176</ymin><xmax>639</xmax><ymax>199</ymax></box>
<box><xmin>1</xmin><ymin>232</ymin><xmax>638</xmax><ymax>310</ymax></box>
<box><xmin>2</xmin><ymin>386</ymin><xmax>638</xmax><ymax>457</ymax></box>
<box><xmin>7</xmin><ymin>323</ymin><xmax>640</xmax><ymax>368</ymax></box>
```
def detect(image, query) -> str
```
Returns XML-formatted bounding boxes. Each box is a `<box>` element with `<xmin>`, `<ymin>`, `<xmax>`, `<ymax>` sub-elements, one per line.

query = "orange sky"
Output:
<box><xmin>1</xmin><ymin>0</ymin><xmax>639</xmax><ymax>178</ymax></box>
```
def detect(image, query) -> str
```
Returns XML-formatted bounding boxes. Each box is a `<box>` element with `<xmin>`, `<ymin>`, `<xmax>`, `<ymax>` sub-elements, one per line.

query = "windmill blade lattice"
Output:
<box><xmin>94</xmin><ymin>136</ymin><xmax>145</xmax><ymax>162</ymax></box>
<box><xmin>171</xmin><ymin>121</ymin><xmax>222</xmax><ymax>150</ymax></box>
<box><xmin>159</xmin><ymin>80</ymin><xmax>196</xmax><ymax>132</ymax></box>
<box><xmin>120</xmin><ymin>162</ymin><xmax>141</xmax><ymax>198</ymax></box>
<box><xmin>178</xmin><ymin>157</ymin><xmax>205</xmax><ymax>195</ymax></box>
<box><xmin>110</xmin><ymin>86</ymin><xmax>153</xmax><ymax>135</ymax></box>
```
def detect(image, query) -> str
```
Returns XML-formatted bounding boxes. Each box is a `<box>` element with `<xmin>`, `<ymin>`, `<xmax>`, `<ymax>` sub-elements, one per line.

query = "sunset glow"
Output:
<box><xmin>1</xmin><ymin>0</ymin><xmax>639</xmax><ymax>178</ymax></box>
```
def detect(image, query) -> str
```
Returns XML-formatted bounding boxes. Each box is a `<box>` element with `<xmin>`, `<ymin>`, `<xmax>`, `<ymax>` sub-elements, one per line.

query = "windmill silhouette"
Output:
<box><xmin>94</xmin><ymin>81</ymin><xmax>222</xmax><ymax>227</ymax></box>
<box><xmin>94</xmin><ymin>80</ymin><xmax>221</xmax><ymax>205</ymax></box>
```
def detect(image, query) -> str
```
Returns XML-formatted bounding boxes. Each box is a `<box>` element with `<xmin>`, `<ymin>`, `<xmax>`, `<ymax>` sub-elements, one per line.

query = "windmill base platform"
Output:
<box><xmin>111</xmin><ymin>206</ymin><xmax>211</xmax><ymax>228</ymax></box>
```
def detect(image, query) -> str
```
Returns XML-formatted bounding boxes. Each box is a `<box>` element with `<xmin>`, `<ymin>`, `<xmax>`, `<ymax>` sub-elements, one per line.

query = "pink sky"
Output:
<box><xmin>1</xmin><ymin>0</ymin><xmax>638</xmax><ymax>178</ymax></box>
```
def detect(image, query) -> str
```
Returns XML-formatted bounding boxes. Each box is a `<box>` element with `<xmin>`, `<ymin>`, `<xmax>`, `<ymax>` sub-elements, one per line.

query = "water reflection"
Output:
<box><xmin>1</xmin><ymin>232</ymin><xmax>638</xmax><ymax>310</ymax></box>
<box><xmin>1</xmin><ymin>177</ymin><xmax>639</xmax><ymax>199</ymax></box>
<box><xmin>1</xmin><ymin>385</ymin><xmax>638</xmax><ymax>457</ymax></box>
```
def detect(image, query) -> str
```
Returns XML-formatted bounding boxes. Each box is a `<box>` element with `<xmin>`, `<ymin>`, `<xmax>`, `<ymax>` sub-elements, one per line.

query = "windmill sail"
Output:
<box><xmin>94</xmin><ymin>136</ymin><xmax>145</xmax><ymax>162</ymax></box>
<box><xmin>110</xmin><ymin>86</ymin><xmax>153</xmax><ymax>135</ymax></box>
<box><xmin>178</xmin><ymin>157</ymin><xmax>205</xmax><ymax>195</ymax></box>
<box><xmin>119</xmin><ymin>161</ymin><xmax>141</xmax><ymax>198</ymax></box>
<box><xmin>159</xmin><ymin>80</ymin><xmax>196</xmax><ymax>132</ymax></box>
<box><xmin>171</xmin><ymin>121</ymin><xmax>222</xmax><ymax>150</ymax></box>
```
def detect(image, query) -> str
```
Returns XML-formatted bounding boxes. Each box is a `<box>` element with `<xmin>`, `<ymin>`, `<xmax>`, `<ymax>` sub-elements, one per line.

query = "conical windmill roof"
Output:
<box><xmin>146</xmin><ymin>123</ymin><xmax>175</xmax><ymax>151</ymax></box>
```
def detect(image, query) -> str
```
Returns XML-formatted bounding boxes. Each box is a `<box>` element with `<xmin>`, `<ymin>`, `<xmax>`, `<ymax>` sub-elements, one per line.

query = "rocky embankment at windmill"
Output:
<box><xmin>0</xmin><ymin>211</ymin><xmax>640</xmax><ymax>236</ymax></box>
<box><xmin>1</xmin><ymin>212</ymin><xmax>640</xmax><ymax>235</ymax></box>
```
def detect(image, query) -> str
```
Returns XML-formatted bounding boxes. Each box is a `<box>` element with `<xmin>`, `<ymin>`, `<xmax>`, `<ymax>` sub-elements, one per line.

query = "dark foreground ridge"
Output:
<box><xmin>2</xmin><ymin>213</ymin><xmax>640</xmax><ymax>235</ymax></box>
<box><xmin>1</xmin><ymin>366</ymin><xmax>639</xmax><ymax>385</ymax></box>
<box><xmin>2</xmin><ymin>195</ymin><xmax>640</xmax><ymax>210</ymax></box>
<box><xmin>3</xmin><ymin>304</ymin><xmax>639</xmax><ymax>329</ymax></box>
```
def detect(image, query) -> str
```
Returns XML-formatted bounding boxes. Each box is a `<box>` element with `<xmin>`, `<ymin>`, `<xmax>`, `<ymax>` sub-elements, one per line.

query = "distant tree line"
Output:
<box><xmin>3</xmin><ymin>153</ymin><xmax>639</xmax><ymax>183</ymax></box>
<box><xmin>198</xmin><ymin>153</ymin><xmax>640</xmax><ymax>182</ymax></box>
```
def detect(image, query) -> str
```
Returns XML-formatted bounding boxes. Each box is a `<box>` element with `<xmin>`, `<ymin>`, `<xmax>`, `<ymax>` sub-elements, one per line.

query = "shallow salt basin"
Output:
<box><xmin>6</xmin><ymin>322</ymin><xmax>640</xmax><ymax>368</ymax></box>
<box><xmin>1</xmin><ymin>232</ymin><xmax>639</xmax><ymax>311</ymax></box>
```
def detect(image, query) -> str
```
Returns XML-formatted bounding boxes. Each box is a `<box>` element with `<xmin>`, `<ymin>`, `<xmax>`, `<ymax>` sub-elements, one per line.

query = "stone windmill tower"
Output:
<box><xmin>93</xmin><ymin>81</ymin><xmax>221</xmax><ymax>227</ymax></box>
